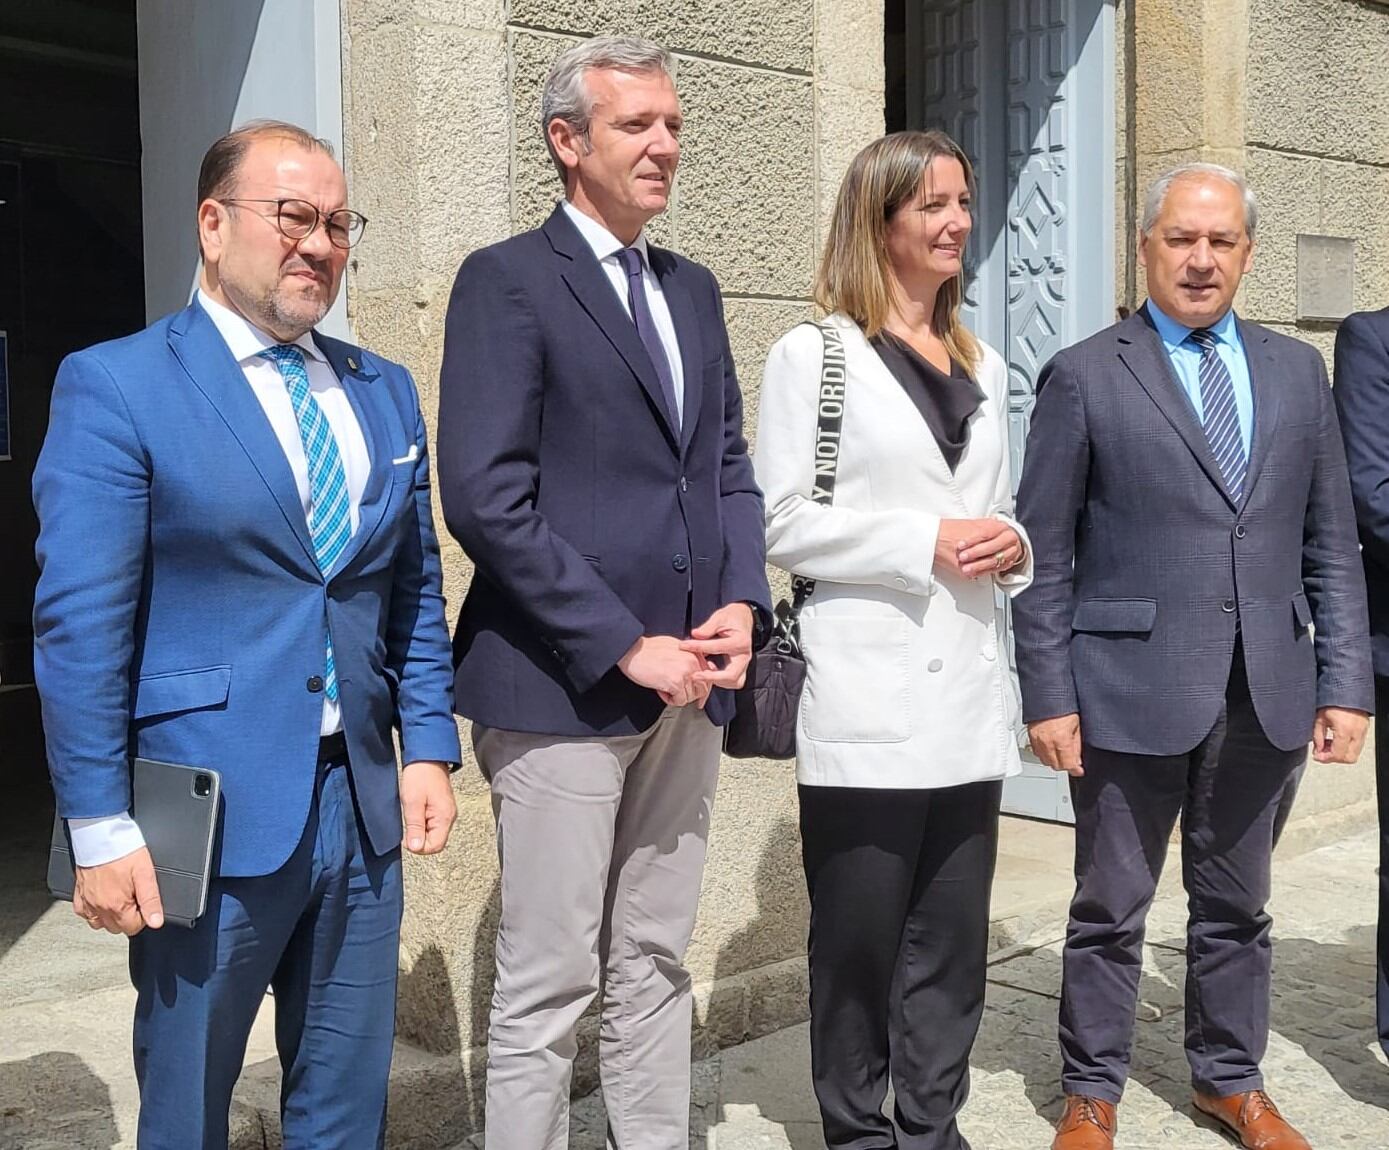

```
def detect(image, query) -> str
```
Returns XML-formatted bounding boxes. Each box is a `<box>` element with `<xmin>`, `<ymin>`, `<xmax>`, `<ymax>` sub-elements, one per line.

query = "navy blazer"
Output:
<box><xmin>1333</xmin><ymin>306</ymin><xmax>1389</xmax><ymax>677</ymax></box>
<box><xmin>32</xmin><ymin>303</ymin><xmax>461</xmax><ymax>877</ymax></box>
<box><xmin>438</xmin><ymin>205</ymin><xmax>771</xmax><ymax>737</ymax></box>
<box><xmin>1013</xmin><ymin>306</ymin><xmax>1373</xmax><ymax>755</ymax></box>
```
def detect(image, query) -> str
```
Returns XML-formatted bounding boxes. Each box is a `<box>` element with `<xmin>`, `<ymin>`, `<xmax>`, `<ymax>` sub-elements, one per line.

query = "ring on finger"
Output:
<box><xmin>994</xmin><ymin>550</ymin><xmax>1006</xmax><ymax>569</ymax></box>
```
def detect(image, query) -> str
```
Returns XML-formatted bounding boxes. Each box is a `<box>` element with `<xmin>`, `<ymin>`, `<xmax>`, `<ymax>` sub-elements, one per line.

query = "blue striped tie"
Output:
<box><xmin>261</xmin><ymin>344</ymin><xmax>351</xmax><ymax>703</ymax></box>
<box><xmin>1190</xmin><ymin>328</ymin><xmax>1247</xmax><ymax>503</ymax></box>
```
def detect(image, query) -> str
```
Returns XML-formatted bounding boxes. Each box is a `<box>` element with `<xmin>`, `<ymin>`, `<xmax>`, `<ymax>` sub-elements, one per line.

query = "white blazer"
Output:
<box><xmin>754</xmin><ymin>313</ymin><xmax>1034</xmax><ymax>789</ymax></box>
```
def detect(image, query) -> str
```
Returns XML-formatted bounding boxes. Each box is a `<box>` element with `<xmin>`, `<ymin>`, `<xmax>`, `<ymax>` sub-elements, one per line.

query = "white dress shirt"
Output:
<box><xmin>561</xmin><ymin>200</ymin><xmax>686</xmax><ymax>424</ymax></box>
<box><xmin>68</xmin><ymin>292</ymin><xmax>371</xmax><ymax>866</ymax></box>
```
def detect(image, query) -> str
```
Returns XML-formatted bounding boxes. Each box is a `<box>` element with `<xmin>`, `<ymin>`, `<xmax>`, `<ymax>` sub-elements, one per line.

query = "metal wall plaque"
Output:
<box><xmin>1297</xmin><ymin>234</ymin><xmax>1356</xmax><ymax>322</ymax></box>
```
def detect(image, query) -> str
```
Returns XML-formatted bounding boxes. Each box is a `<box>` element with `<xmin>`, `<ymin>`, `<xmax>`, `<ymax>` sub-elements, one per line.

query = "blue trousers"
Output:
<box><xmin>1059</xmin><ymin>653</ymin><xmax>1304</xmax><ymax>1103</ymax></box>
<box><xmin>129</xmin><ymin>756</ymin><xmax>403</xmax><ymax>1149</ymax></box>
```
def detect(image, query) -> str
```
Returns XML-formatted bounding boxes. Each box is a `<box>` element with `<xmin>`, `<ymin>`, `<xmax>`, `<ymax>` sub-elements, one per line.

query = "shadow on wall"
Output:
<box><xmin>0</xmin><ymin>1051</ymin><xmax>119</xmax><ymax>1149</ymax></box>
<box><xmin>390</xmin><ymin>874</ymin><xmax>502</xmax><ymax>1147</ymax></box>
<box><xmin>701</xmin><ymin>812</ymin><xmax>811</xmax><ymax>1058</ymax></box>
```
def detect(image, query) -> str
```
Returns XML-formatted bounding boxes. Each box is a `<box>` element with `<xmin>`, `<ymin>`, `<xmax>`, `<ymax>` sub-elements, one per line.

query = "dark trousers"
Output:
<box><xmin>1376</xmin><ymin>676</ymin><xmax>1389</xmax><ymax>1057</ymax></box>
<box><xmin>129</xmin><ymin>756</ymin><xmax>403</xmax><ymax>1149</ymax></box>
<box><xmin>1059</xmin><ymin>654</ymin><xmax>1305</xmax><ymax>1103</ymax></box>
<box><xmin>799</xmin><ymin>780</ymin><xmax>1003</xmax><ymax>1150</ymax></box>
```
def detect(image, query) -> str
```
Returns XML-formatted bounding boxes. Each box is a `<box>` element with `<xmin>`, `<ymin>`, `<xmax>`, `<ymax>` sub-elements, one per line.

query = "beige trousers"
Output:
<box><xmin>474</xmin><ymin>704</ymin><xmax>722</xmax><ymax>1150</ymax></box>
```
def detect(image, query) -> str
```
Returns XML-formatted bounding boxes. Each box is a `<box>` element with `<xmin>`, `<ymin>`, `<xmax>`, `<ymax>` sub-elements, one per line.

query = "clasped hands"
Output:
<box><xmin>1027</xmin><ymin>705</ymin><xmax>1371</xmax><ymax>779</ymax></box>
<box><xmin>619</xmin><ymin>602</ymin><xmax>755</xmax><ymax>707</ymax></box>
<box><xmin>937</xmin><ymin>517</ymin><xmax>1026</xmax><ymax>579</ymax></box>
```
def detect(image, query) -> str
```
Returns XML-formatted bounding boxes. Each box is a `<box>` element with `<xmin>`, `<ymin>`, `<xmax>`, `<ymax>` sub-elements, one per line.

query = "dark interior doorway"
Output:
<box><xmin>0</xmin><ymin>0</ymin><xmax>144</xmax><ymax>954</ymax></box>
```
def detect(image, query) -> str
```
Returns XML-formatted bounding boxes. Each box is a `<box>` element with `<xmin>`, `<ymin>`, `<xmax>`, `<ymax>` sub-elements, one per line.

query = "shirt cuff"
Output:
<box><xmin>67</xmin><ymin>813</ymin><xmax>147</xmax><ymax>867</ymax></box>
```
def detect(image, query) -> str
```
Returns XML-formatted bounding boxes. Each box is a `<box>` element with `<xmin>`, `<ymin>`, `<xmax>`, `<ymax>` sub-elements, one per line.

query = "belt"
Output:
<box><xmin>318</xmin><ymin>731</ymin><xmax>349</xmax><ymax>763</ymax></box>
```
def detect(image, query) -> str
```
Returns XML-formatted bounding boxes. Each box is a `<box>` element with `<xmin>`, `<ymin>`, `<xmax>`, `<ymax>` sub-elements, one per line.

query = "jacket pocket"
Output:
<box><xmin>1292</xmin><ymin>591</ymin><xmax>1313</xmax><ymax>630</ymax></box>
<box><xmin>132</xmin><ymin>665</ymin><xmax>232</xmax><ymax>720</ymax></box>
<box><xmin>1071</xmin><ymin>598</ymin><xmax>1157</xmax><ymax>634</ymax></box>
<box><xmin>800</xmin><ymin>616</ymin><xmax>912</xmax><ymax>743</ymax></box>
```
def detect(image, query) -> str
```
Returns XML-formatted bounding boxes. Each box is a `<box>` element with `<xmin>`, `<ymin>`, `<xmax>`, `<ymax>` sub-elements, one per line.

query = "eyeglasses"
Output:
<box><xmin>220</xmin><ymin>198</ymin><xmax>368</xmax><ymax>249</ymax></box>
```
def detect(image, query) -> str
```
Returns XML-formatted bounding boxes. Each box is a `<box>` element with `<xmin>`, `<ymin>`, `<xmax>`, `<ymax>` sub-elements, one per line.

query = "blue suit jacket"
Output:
<box><xmin>438</xmin><ymin>206</ymin><xmax>771</xmax><ymax>736</ymax></box>
<box><xmin>1333</xmin><ymin>306</ymin><xmax>1389</xmax><ymax>678</ymax></box>
<box><xmin>32</xmin><ymin>303</ymin><xmax>461</xmax><ymax>877</ymax></box>
<box><xmin>1014</xmin><ymin>306</ymin><xmax>1373</xmax><ymax>755</ymax></box>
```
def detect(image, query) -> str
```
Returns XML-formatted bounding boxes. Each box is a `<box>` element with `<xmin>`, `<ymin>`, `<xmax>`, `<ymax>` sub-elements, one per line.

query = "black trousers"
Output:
<box><xmin>1059</xmin><ymin>651</ymin><xmax>1305</xmax><ymax>1102</ymax></box>
<box><xmin>799</xmin><ymin>780</ymin><xmax>1003</xmax><ymax>1150</ymax></box>
<box><xmin>1375</xmin><ymin>676</ymin><xmax>1389</xmax><ymax>1057</ymax></box>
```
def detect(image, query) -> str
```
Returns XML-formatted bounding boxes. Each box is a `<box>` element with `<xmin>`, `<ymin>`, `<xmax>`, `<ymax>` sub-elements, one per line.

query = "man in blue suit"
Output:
<box><xmin>32</xmin><ymin>120</ymin><xmax>461</xmax><ymax>1149</ymax></box>
<box><xmin>438</xmin><ymin>35</ymin><xmax>771</xmax><ymax>1150</ymax></box>
<box><xmin>1332</xmin><ymin>303</ymin><xmax>1389</xmax><ymax>1060</ymax></box>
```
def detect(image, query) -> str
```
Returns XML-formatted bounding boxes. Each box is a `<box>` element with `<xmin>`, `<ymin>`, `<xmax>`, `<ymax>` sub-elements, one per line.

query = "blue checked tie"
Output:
<box><xmin>261</xmin><ymin>344</ymin><xmax>351</xmax><ymax>703</ymax></box>
<box><xmin>1190</xmin><ymin>328</ymin><xmax>1247</xmax><ymax>504</ymax></box>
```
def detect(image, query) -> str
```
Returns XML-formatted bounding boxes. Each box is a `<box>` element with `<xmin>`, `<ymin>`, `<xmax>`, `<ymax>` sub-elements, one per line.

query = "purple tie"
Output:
<box><xmin>617</xmin><ymin>246</ymin><xmax>680</xmax><ymax>430</ymax></box>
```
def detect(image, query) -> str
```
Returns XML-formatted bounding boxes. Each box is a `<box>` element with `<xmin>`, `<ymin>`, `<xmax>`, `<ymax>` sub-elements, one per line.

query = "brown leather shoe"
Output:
<box><xmin>1051</xmin><ymin>1096</ymin><xmax>1117</xmax><ymax>1150</ymax></box>
<box><xmin>1192</xmin><ymin>1090</ymin><xmax>1312</xmax><ymax>1149</ymax></box>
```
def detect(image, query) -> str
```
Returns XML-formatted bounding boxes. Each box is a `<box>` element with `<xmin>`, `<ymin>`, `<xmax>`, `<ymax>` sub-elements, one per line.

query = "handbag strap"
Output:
<box><xmin>781</xmin><ymin>320</ymin><xmax>847</xmax><ymax>646</ymax></box>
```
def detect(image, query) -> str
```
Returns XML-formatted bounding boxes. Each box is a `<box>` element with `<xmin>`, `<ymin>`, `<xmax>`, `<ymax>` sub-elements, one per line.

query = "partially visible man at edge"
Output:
<box><xmin>1331</xmin><ymin>301</ymin><xmax>1389</xmax><ymax>1062</ymax></box>
<box><xmin>32</xmin><ymin>120</ymin><xmax>461</xmax><ymax>1149</ymax></box>
<box><xmin>1014</xmin><ymin>162</ymin><xmax>1372</xmax><ymax>1150</ymax></box>
<box><xmin>437</xmin><ymin>35</ymin><xmax>772</xmax><ymax>1150</ymax></box>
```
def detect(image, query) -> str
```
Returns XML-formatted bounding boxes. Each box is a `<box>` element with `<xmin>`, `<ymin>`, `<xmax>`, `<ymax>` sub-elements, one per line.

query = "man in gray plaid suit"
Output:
<box><xmin>1014</xmin><ymin>162</ymin><xmax>1373</xmax><ymax>1150</ymax></box>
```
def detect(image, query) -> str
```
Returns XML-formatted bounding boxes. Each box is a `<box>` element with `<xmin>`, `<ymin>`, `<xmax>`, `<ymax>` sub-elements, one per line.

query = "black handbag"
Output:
<box><xmin>725</xmin><ymin>321</ymin><xmax>846</xmax><ymax>760</ymax></box>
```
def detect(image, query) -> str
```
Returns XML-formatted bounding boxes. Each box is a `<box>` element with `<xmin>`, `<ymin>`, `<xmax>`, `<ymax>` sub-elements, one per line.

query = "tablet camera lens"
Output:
<box><xmin>193</xmin><ymin>774</ymin><xmax>212</xmax><ymax>798</ymax></box>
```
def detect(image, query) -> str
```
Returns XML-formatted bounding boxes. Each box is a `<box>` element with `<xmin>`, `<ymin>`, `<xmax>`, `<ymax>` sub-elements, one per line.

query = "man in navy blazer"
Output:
<box><xmin>1015</xmin><ymin>164</ymin><xmax>1372</xmax><ymax>1150</ymax></box>
<box><xmin>32</xmin><ymin>121</ymin><xmax>461</xmax><ymax>1149</ymax></box>
<box><xmin>1332</xmin><ymin>303</ymin><xmax>1389</xmax><ymax>1060</ymax></box>
<box><xmin>437</xmin><ymin>35</ymin><xmax>771</xmax><ymax>1150</ymax></box>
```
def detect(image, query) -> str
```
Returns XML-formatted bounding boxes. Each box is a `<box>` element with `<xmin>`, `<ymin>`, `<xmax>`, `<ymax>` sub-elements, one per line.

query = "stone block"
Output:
<box><xmin>413</xmin><ymin>25</ymin><xmax>513</xmax><ymax>278</ymax></box>
<box><xmin>346</xmin><ymin>0</ymin><xmax>505</xmax><ymax>34</ymax></box>
<box><xmin>345</xmin><ymin>24</ymin><xmax>510</xmax><ymax>293</ymax></box>
<box><xmin>1319</xmin><ymin>158</ymin><xmax>1389</xmax><ymax>315</ymax></box>
<box><xmin>638</xmin><ymin>0</ymin><xmax>813</xmax><ymax>74</ymax></box>
<box><xmin>509</xmin><ymin>0</ymin><xmax>813</xmax><ymax>73</ymax></box>
<box><xmin>346</xmin><ymin>25</ymin><xmax>423</xmax><ymax>294</ymax></box>
<box><xmin>1247</xmin><ymin>0</ymin><xmax>1389</xmax><ymax>168</ymax></box>
<box><xmin>673</xmin><ymin>58</ymin><xmax>816</xmax><ymax>297</ymax></box>
<box><xmin>510</xmin><ymin>29</ymin><xmax>581</xmax><ymax>235</ymax></box>
<box><xmin>815</xmin><ymin>81</ymin><xmax>885</xmax><ymax>252</ymax></box>
<box><xmin>814</xmin><ymin>0</ymin><xmax>883</xmax><ymax>89</ymax></box>
<box><xmin>722</xmin><ymin>298</ymin><xmax>816</xmax><ymax>451</ymax></box>
<box><xmin>1132</xmin><ymin>0</ymin><xmax>1206</xmax><ymax>155</ymax></box>
<box><xmin>1229</xmin><ymin>147</ymin><xmax>1322</xmax><ymax>326</ymax></box>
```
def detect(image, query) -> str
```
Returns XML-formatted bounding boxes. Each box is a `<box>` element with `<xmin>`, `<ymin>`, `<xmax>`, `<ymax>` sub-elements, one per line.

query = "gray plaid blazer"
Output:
<box><xmin>1012</xmin><ymin>306</ymin><xmax>1373</xmax><ymax>755</ymax></box>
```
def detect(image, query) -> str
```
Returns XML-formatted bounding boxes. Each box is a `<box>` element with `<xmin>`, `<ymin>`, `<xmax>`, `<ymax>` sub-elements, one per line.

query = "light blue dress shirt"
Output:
<box><xmin>1146</xmin><ymin>299</ymin><xmax>1254</xmax><ymax>457</ymax></box>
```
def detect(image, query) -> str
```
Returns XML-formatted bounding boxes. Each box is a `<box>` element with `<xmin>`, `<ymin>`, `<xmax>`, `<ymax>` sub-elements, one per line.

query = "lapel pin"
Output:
<box><xmin>346</xmin><ymin>356</ymin><xmax>359</xmax><ymax>372</ymax></box>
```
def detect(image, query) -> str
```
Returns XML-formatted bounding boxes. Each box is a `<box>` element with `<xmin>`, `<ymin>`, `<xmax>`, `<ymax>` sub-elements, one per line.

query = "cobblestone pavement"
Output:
<box><xmin>553</xmin><ymin>829</ymin><xmax>1388</xmax><ymax>1149</ymax></box>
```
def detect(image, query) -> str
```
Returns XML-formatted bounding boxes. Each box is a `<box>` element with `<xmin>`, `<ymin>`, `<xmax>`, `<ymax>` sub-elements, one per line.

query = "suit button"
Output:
<box><xmin>679</xmin><ymin>476</ymin><xmax>689</xmax><ymax>492</ymax></box>
<box><xmin>672</xmin><ymin>554</ymin><xmax>689</xmax><ymax>572</ymax></box>
<box><xmin>307</xmin><ymin>675</ymin><xmax>324</xmax><ymax>693</ymax></box>
<box><xmin>1234</xmin><ymin>524</ymin><xmax>1247</xmax><ymax>539</ymax></box>
<box><xmin>1222</xmin><ymin>600</ymin><xmax>1236</xmax><ymax>613</ymax></box>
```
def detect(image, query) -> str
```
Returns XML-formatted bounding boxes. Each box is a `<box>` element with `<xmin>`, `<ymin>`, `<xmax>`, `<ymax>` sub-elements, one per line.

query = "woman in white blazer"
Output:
<box><xmin>754</xmin><ymin>131</ymin><xmax>1034</xmax><ymax>1150</ymax></box>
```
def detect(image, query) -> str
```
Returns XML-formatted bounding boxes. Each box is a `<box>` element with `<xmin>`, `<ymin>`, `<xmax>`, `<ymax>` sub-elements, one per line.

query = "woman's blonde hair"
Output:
<box><xmin>816</xmin><ymin>130</ymin><xmax>981</xmax><ymax>375</ymax></box>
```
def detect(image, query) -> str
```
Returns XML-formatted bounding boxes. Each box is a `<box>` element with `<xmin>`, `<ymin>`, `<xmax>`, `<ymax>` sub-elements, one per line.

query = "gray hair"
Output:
<box><xmin>540</xmin><ymin>35</ymin><xmax>675</xmax><ymax>183</ymax></box>
<box><xmin>1141</xmin><ymin>162</ymin><xmax>1258</xmax><ymax>240</ymax></box>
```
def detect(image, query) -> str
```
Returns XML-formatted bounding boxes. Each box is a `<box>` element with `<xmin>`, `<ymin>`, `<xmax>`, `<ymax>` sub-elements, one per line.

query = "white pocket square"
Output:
<box><xmin>391</xmin><ymin>445</ymin><xmax>419</xmax><ymax>465</ymax></box>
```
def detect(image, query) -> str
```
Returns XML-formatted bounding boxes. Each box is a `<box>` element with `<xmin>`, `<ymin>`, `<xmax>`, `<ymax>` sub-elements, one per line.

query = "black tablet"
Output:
<box><xmin>47</xmin><ymin>758</ymin><xmax>222</xmax><ymax>929</ymax></box>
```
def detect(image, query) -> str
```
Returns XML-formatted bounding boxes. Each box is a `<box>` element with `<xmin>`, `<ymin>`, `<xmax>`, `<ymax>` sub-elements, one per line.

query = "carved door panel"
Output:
<box><xmin>906</xmin><ymin>0</ymin><xmax>1114</xmax><ymax>823</ymax></box>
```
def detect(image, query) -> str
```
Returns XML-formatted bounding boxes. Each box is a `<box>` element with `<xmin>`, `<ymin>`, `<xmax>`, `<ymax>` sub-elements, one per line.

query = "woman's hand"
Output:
<box><xmin>936</xmin><ymin>518</ymin><xmax>1025</xmax><ymax>579</ymax></box>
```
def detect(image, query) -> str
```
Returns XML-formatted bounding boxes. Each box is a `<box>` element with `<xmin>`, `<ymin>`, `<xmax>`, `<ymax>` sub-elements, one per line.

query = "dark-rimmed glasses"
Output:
<box><xmin>220</xmin><ymin>198</ymin><xmax>368</xmax><ymax>249</ymax></box>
